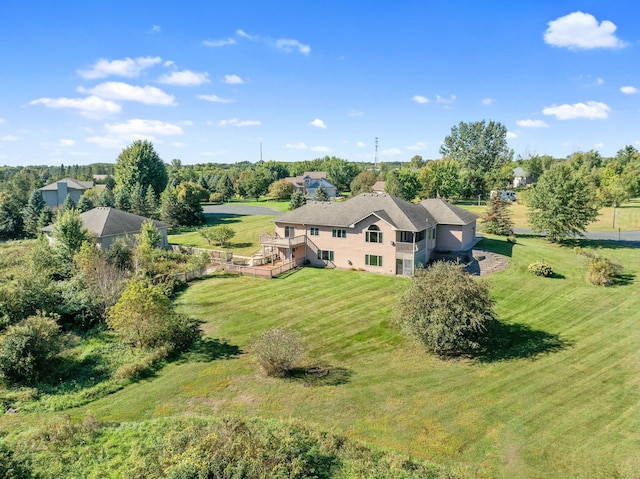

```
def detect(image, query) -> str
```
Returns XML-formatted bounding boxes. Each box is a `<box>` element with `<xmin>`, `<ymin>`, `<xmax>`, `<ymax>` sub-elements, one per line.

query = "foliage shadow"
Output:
<box><xmin>475</xmin><ymin>237</ymin><xmax>515</xmax><ymax>257</ymax></box>
<box><xmin>287</xmin><ymin>363</ymin><xmax>354</xmax><ymax>387</ymax></box>
<box><xmin>476</xmin><ymin>321</ymin><xmax>572</xmax><ymax>363</ymax></box>
<box><xmin>180</xmin><ymin>337</ymin><xmax>242</xmax><ymax>363</ymax></box>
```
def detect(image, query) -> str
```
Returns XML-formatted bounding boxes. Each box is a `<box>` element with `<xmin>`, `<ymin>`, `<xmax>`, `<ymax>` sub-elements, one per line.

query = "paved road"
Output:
<box><xmin>202</xmin><ymin>204</ymin><xmax>283</xmax><ymax>216</ymax></box>
<box><xmin>513</xmin><ymin>227</ymin><xmax>640</xmax><ymax>246</ymax></box>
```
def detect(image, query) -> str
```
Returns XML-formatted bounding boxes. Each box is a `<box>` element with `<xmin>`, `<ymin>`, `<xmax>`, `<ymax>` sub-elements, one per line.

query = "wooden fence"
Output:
<box><xmin>221</xmin><ymin>258</ymin><xmax>304</xmax><ymax>278</ymax></box>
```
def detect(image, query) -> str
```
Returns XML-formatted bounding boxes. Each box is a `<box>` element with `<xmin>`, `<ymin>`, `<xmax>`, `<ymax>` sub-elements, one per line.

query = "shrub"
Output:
<box><xmin>0</xmin><ymin>442</ymin><xmax>32</xmax><ymax>478</ymax></box>
<box><xmin>528</xmin><ymin>261</ymin><xmax>553</xmax><ymax>277</ymax></box>
<box><xmin>250</xmin><ymin>328</ymin><xmax>304</xmax><ymax>377</ymax></box>
<box><xmin>0</xmin><ymin>314</ymin><xmax>61</xmax><ymax>384</ymax></box>
<box><xmin>587</xmin><ymin>257</ymin><xmax>622</xmax><ymax>286</ymax></box>
<box><xmin>394</xmin><ymin>261</ymin><xmax>496</xmax><ymax>356</ymax></box>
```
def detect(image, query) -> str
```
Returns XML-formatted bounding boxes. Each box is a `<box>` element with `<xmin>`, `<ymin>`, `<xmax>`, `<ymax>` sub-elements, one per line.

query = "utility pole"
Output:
<box><xmin>374</xmin><ymin>137</ymin><xmax>378</xmax><ymax>168</ymax></box>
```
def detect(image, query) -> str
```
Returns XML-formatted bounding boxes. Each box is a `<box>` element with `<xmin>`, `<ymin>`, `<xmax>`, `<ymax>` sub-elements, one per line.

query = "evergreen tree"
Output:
<box><xmin>145</xmin><ymin>185</ymin><xmax>158</xmax><ymax>218</ymax></box>
<box><xmin>76</xmin><ymin>195</ymin><xmax>94</xmax><ymax>213</ymax></box>
<box><xmin>313</xmin><ymin>184</ymin><xmax>329</xmax><ymax>202</ymax></box>
<box><xmin>289</xmin><ymin>191</ymin><xmax>306</xmax><ymax>210</ymax></box>
<box><xmin>216</xmin><ymin>175</ymin><xmax>235</xmax><ymax>203</ymax></box>
<box><xmin>52</xmin><ymin>208</ymin><xmax>90</xmax><ymax>264</ymax></box>
<box><xmin>0</xmin><ymin>192</ymin><xmax>24</xmax><ymax>240</ymax></box>
<box><xmin>98</xmin><ymin>187</ymin><xmax>115</xmax><ymax>208</ymax></box>
<box><xmin>60</xmin><ymin>194</ymin><xmax>76</xmax><ymax>214</ymax></box>
<box><xmin>115</xmin><ymin>187</ymin><xmax>132</xmax><ymax>212</ymax></box>
<box><xmin>481</xmin><ymin>198</ymin><xmax>514</xmax><ymax>236</ymax></box>
<box><xmin>129</xmin><ymin>182</ymin><xmax>147</xmax><ymax>216</ymax></box>
<box><xmin>23</xmin><ymin>190</ymin><xmax>47</xmax><ymax>237</ymax></box>
<box><xmin>37</xmin><ymin>207</ymin><xmax>54</xmax><ymax>230</ymax></box>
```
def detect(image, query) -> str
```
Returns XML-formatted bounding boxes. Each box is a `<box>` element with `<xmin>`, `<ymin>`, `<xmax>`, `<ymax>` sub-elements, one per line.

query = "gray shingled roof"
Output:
<box><xmin>419</xmin><ymin>199</ymin><xmax>478</xmax><ymax>226</ymax></box>
<box><xmin>276</xmin><ymin>193</ymin><xmax>438</xmax><ymax>231</ymax></box>
<box><xmin>39</xmin><ymin>178</ymin><xmax>94</xmax><ymax>191</ymax></box>
<box><xmin>513</xmin><ymin>167</ymin><xmax>526</xmax><ymax>177</ymax></box>
<box><xmin>41</xmin><ymin>207</ymin><xmax>171</xmax><ymax>237</ymax></box>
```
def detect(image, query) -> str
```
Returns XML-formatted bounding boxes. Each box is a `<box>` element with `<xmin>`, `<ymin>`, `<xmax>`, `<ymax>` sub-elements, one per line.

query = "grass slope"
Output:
<box><xmin>29</xmin><ymin>236</ymin><xmax>636</xmax><ymax>479</ymax></box>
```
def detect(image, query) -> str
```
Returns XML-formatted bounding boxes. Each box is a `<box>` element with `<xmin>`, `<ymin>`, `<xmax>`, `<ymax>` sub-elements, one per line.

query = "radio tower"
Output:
<box><xmin>374</xmin><ymin>137</ymin><xmax>378</xmax><ymax>168</ymax></box>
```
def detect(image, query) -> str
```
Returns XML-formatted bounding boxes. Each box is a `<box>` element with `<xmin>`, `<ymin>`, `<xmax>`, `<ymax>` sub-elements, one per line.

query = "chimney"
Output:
<box><xmin>57</xmin><ymin>181</ymin><xmax>68</xmax><ymax>207</ymax></box>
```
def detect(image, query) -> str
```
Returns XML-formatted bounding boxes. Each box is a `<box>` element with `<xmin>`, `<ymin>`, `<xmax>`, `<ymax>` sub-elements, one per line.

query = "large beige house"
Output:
<box><xmin>39</xmin><ymin>178</ymin><xmax>94</xmax><ymax>210</ymax></box>
<box><xmin>260</xmin><ymin>193</ymin><xmax>477</xmax><ymax>276</ymax></box>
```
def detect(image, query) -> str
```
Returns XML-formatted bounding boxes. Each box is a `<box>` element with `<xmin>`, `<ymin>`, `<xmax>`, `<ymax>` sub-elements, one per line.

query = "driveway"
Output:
<box><xmin>202</xmin><ymin>204</ymin><xmax>283</xmax><ymax>216</ymax></box>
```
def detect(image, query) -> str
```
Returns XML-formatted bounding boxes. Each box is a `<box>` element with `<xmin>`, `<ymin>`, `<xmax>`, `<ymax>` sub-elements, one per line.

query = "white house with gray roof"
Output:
<box><xmin>259</xmin><ymin>193</ymin><xmax>477</xmax><ymax>276</ymax></box>
<box><xmin>42</xmin><ymin>207</ymin><xmax>171</xmax><ymax>249</ymax></box>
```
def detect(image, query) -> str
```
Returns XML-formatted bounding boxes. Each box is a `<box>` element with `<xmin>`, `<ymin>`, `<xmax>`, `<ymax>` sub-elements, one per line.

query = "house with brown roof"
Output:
<box><xmin>39</xmin><ymin>178</ymin><xmax>94</xmax><ymax>210</ymax></box>
<box><xmin>41</xmin><ymin>207</ymin><xmax>171</xmax><ymax>249</ymax></box>
<box><xmin>259</xmin><ymin>193</ymin><xmax>477</xmax><ymax>276</ymax></box>
<box><xmin>284</xmin><ymin>171</ymin><xmax>338</xmax><ymax>198</ymax></box>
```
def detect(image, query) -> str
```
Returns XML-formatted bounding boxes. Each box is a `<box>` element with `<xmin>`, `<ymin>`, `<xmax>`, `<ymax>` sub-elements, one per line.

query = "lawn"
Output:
<box><xmin>457</xmin><ymin>197</ymin><xmax>640</xmax><ymax>232</ymax></box>
<box><xmin>39</xmin><ymin>235</ymin><xmax>640</xmax><ymax>479</ymax></box>
<box><xmin>168</xmin><ymin>214</ymin><xmax>276</xmax><ymax>257</ymax></box>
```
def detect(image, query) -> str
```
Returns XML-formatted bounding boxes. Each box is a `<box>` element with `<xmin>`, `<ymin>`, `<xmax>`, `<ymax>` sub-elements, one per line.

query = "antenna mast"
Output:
<box><xmin>374</xmin><ymin>137</ymin><xmax>378</xmax><ymax>168</ymax></box>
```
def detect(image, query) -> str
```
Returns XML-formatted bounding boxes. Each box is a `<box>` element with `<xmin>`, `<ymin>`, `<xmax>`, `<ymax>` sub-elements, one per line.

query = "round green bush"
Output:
<box><xmin>528</xmin><ymin>261</ymin><xmax>553</xmax><ymax>277</ymax></box>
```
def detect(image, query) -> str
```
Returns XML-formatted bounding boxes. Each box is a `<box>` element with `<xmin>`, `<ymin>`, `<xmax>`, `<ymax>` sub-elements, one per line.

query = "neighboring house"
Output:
<box><xmin>371</xmin><ymin>181</ymin><xmax>386</xmax><ymax>193</ymax></box>
<box><xmin>259</xmin><ymin>193</ymin><xmax>477</xmax><ymax>276</ymax></box>
<box><xmin>513</xmin><ymin>167</ymin><xmax>528</xmax><ymax>188</ymax></box>
<box><xmin>39</xmin><ymin>178</ymin><xmax>94</xmax><ymax>209</ymax></box>
<box><xmin>284</xmin><ymin>171</ymin><xmax>338</xmax><ymax>198</ymax></box>
<box><xmin>41</xmin><ymin>207</ymin><xmax>171</xmax><ymax>249</ymax></box>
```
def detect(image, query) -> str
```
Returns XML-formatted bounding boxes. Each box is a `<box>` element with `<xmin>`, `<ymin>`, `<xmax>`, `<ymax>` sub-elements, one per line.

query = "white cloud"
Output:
<box><xmin>236</xmin><ymin>29</ymin><xmax>253</xmax><ymax>39</ymax></box>
<box><xmin>59</xmin><ymin>139</ymin><xmax>76</xmax><ymax>146</ymax></box>
<box><xmin>150</xmin><ymin>25</ymin><xmax>161</xmax><ymax>33</ymax></box>
<box><xmin>406</xmin><ymin>142</ymin><xmax>427</xmax><ymax>151</ymax></box>
<box><xmin>356</xmin><ymin>141</ymin><xmax>366</xmax><ymax>147</ymax></box>
<box><xmin>1</xmin><ymin>135</ymin><xmax>18</xmax><ymax>141</ymax></box>
<box><xmin>544</xmin><ymin>11</ymin><xmax>626</xmax><ymax>49</ymax></box>
<box><xmin>286</xmin><ymin>142</ymin><xmax>308</xmax><ymax>149</ymax></box>
<box><xmin>158</xmin><ymin>70</ymin><xmax>210</xmax><ymax>86</ymax></box>
<box><xmin>219</xmin><ymin>118</ymin><xmax>260</xmax><ymax>127</ymax></box>
<box><xmin>78</xmin><ymin>56</ymin><xmax>162</xmax><ymax>79</ymax></box>
<box><xmin>516</xmin><ymin>119</ymin><xmax>550</xmax><ymax>128</ymax></box>
<box><xmin>224</xmin><ymin>74</ymin><xmax>244</xmax><ymax>85</ymax></box>
<box><xmin>382</xmin><ymin>148</ymin><xmax>402</xmax><ymax>156</ymax></box>
<box><xmin>197</xmin><ymin>94</ymin><xmax>233</xmax><ymax>103</ymax></box>
<box><xmin>436</xmin><ymin>94</ymin><xmax>456</xmax><ymax>104</ymax></box>
<box><xmin>85</xmin><ymin>136</ymin><xmax>123</xmax><ymax>148</ymax></box>
<box><xmin>276</xmin><ymin>39</ymin><xmax>311</xmax><ymax>55</ymax></box>
<box><xmin>621</xmin><ymin>86</ymin><xmax>638</xmax><ymax>94</ymax></box>
<box><xmin>542</xmin><ymin>101</ymin><xmax>610</xmax><ymax>120</ymax></box>
<box><xmin>0</xmin><ymin>118</ymin><xmax>5</xmax><ymax>124</ymax></box>
<box><xmin>348</xmin><ymin>109</ymin><xmax>364</xmax><ymax>117</ymax></box>
<box><xmin>594</xmin><ymin>142</ymin><xmax>604</xmax><ymax>148</ymax></box>
<box><xmin>412</xmin><ymin>95</ymin><xmax>429</xmax><ymax>104</ymax></box>
<box><xmin>597</xmin><ymin>77</ymin><xmax>604</xmax><ymax>85</ymax></box>
<box><xmin>30</xmin><ymin>95</ymin><xmax>121</xmax><ymax>118</ymax></box>
<box><xmin>311</xmin><ymin>145</ymin><xmax>331</xmax><ymax>153</ymax></box>
<box><xmin>104</xmin><ymin>119</ymin><xmax>184</xmax><ymax>137</ymax></box>
<box><xmin>482</xmin><ymin>98</ymin><xmax>495</xmax><ymax>105</ymax></box>
<box><xmin>78</xmin><ymin>82</ymin><xmax>176</xmax><ymax>105</ymax></box>
<box><xmin>507</xmin><ymin>132</ymin><xmax>518</xmax><ymax>139</ymax></box>
<box><xmin>309</xmin><ymin>118</ymin><xmax>327</xmax><ymax>129</ymax></box>
<box><xmin>203</xmin><ymin>37</ymin><xmax>237</xmax><ymax>47</ymax></box>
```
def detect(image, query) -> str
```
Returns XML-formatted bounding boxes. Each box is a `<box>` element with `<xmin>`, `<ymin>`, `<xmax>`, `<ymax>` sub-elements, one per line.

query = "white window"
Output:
<box><xmin>284</xmin><ymin>226</ymin><xmax>295</xmax><ymax>238</ymax></box>
<box><xmin>309</xmin><ymin>227</ymin><xmax>319</xmax><ymax>236</ymax></box>
<box><xmin>365</xmin><ymin>254</ymin><xmax>383</xmax><ymax>267</ymax></box>
<box><xmin>332</xmin><ymin>229</ymin><xmax>347</xmax><ymax>238</ymax></box>
<box><xmin>365</xmin><ymin>225</ymin><xmax>383</xmax><ymax>243</ymax></box>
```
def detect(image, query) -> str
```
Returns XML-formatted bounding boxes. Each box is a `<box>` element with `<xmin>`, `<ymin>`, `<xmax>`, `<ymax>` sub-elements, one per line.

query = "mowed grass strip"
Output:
<box><xmin>168</xmin><ymin>214</ymin><xmax>276</xmax><ymax>257</ymax></box>
<box><xmin>67</xmin><ymin>236</ymin><xmax>639</xmax><ymax>479</ymax></box>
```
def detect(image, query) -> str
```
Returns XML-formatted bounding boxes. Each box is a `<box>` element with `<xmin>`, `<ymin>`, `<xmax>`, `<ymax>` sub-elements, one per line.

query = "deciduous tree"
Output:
<box><xmin>528</xmin><ymin>163</ymin><xmax>598</xmax><ymax>242</ymax></box>
<box><xmin>394</xmin><ymin>261</ymin><xmax>496</xmax><ymax>356</ymax></box>
<box><xmin>114</xmin><ymin>140</ymin><xmax>168</xmax><ymax>197</ymax></box>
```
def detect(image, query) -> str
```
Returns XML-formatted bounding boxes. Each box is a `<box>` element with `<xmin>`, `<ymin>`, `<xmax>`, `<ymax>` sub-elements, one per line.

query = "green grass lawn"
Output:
<box><xmin>39</xmin><ymin>235</ymin><xmax>640</xmax><ymax>479</ymax></box>
<box><xmin>168</xmin><ymin>214</ymin><xmax>276</xmax><ymax>257</ymax></box>
<box><xmin>458</xmin><ymin>197</ymin><xmax>640</xmax><ymax>232</ymax></box>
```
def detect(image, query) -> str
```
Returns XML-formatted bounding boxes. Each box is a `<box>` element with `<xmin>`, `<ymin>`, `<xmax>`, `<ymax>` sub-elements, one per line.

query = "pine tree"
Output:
<box><xmin>313</xmin><ymin>184</ymin><xmax>329</xmax><ymax>202</ymax></box>
<box><xmin>115</xmin><ymin>187</ymin><xmax>131</xmax><ymax>212</ymax></box>
<box><xmin>23</xmin><ymin>190</ymin><xmax>47</xmax><ymax>237</ymax></box>
<box><xmin>145</xmin><ymin>185</ymin><xmax>158</xmax><ymax>218</ymax></box>
<box><xmin>289</xmin><ymin>191</ymin><xmax>307</xmax><ymax>210</ymax></box>
<box><xmin>98</xmin><ymin>188</ymin><xmax>115</xmax><ymax>208</ymax></box>
<box><xmin>60</xmin><ymin>194</ymin><xmax>76</xmax><ymax>214</ymax></box>
<box><xmin>129</xmin><ymin>183</ymin><xmax>147</xmax><ymax>216</ymax></box>
<box><xmin>77</xmin><ymin>195</ymin><xmax>94</xmax><ymax>213</ymax></box>
<box><xmin>481</xmin><ymin>198</ymin><xmax>514</xmax><ymax>236</ymax></box>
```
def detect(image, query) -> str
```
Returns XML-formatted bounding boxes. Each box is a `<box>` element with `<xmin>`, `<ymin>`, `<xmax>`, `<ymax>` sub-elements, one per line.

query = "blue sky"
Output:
<box><xmin>1</xmin><ymin>1</ymin><xmax>639</xmax><ymax>166</ymax></box>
